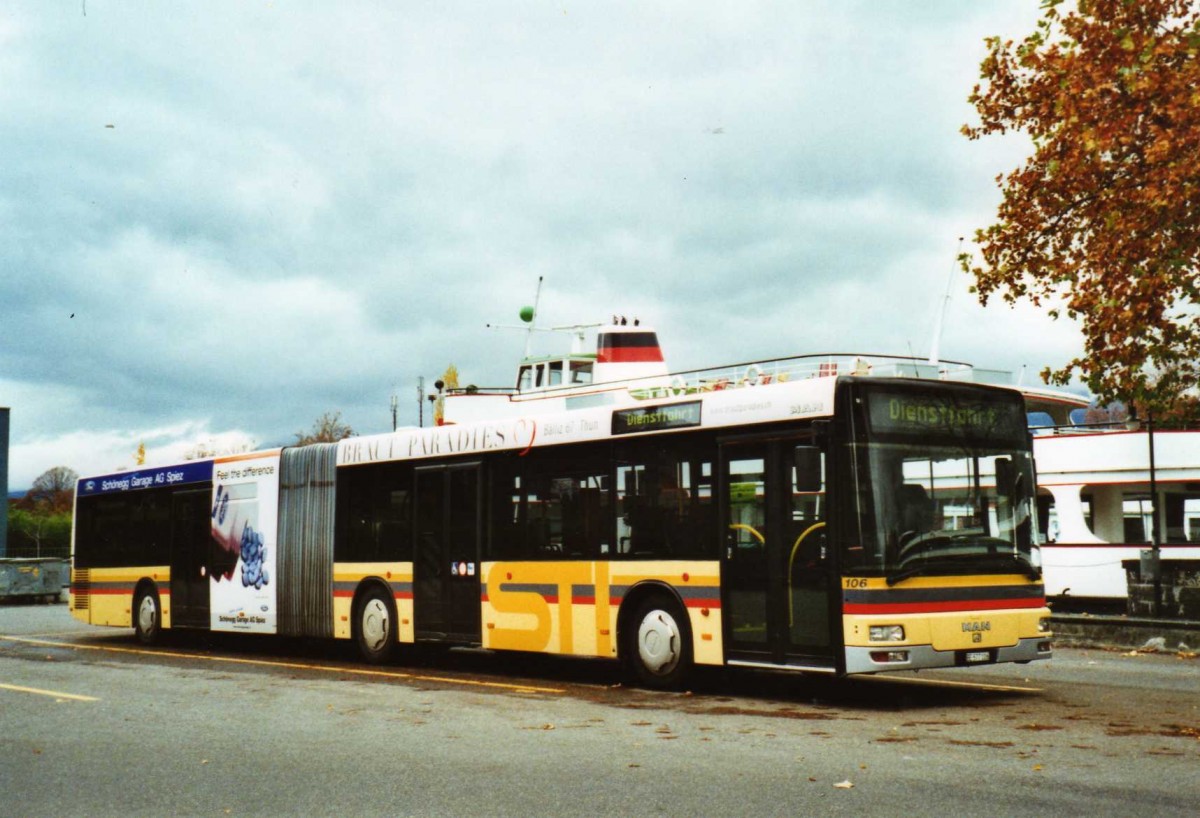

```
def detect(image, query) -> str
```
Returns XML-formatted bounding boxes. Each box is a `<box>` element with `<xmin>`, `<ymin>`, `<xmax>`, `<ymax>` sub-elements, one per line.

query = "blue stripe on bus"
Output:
<box><xmin>498</xmin><ymin>583</ymin><xmax>560</xmax><ymax>602</ymax></box>
<box><xmin>332</xmin><ymin>581</ymin><xmax>413</xmax><ymax>597</ymax></box>
<box><xmin>77</xmin><ymin>461</ymin><xmax>214</xmax><ymax>496</ymax></box>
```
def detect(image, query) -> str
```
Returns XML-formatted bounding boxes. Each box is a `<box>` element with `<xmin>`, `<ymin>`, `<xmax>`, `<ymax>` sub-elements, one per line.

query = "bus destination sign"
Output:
<box><xmin>868</xmin><ymin>391</ymin><xmax>1025</xmax><ymax>440</ymax></box>
<box><xmin>77</xmin><ymin>460</ymin><xmax>214</xmax><ymax>497</ymax></box>
<box><xmin>612</xmin><ymin>401</ymin><xmax>702</xmax><ymax>436</ymax></box>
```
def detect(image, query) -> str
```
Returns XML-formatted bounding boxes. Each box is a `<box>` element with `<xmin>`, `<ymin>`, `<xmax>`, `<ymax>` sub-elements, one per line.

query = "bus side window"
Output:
<box><xmin>490</xmin><ymin>448</ymin><xmax>610</xmax><ymax>560</ymax></box>
<box><xmin>789</xmin><ymin>448</ymin><xmax>826</xmax><ymax>568</ymax></box>
<box><xmin>616</xmin><ymin>442</ymin><xmax>716</xmax><ymax>559</ymax></box>
<box><xmin>335</xmin><ymin>463</ymin><xmax>413</xmax><ymax>563</ymax></box>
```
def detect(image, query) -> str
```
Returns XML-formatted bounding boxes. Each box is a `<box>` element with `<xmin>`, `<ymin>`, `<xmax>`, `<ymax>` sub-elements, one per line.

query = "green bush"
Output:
<box><xmin>5</xmin><ymin>507</ymin><xmax>72</xmax><ymax>558</ymax></box>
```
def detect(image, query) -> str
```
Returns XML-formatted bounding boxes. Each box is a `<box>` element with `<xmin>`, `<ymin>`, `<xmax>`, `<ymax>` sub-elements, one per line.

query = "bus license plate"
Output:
<box><xmin>964</xmin><ymin>650</ymin><xmax>991</xmax><ymax>664</ymax></box>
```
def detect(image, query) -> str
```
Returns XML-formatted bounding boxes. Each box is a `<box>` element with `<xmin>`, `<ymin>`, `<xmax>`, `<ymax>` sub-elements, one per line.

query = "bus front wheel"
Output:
<box><xmin>355</xmin><ymin>586</ymin><xmax>398</xmax><ymax>665</ymax></box>
<box><xmin>624</xmin><ymin>594</ymin><xmax>692</xmax><ymax>690</ymax></box>
<box><xmin>133</xmin><ymin>587</ymin><xmax>162</xmax><ymax>645</ymax></box>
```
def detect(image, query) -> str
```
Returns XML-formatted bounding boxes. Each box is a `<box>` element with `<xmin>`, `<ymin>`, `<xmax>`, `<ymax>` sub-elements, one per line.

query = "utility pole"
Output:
<box><xmin>1148</xmin><ymin>409</ymin><xmax>1161</xmax><ymax>616</ymax></box>
<box><xmin>1132</xmin><ymin>404</ymin><xmax>1163</xmax><ymax>617</ymax></box>
<box><xmin>0</xmin><ymin>407</ymin><xmax>9</xmax><ymax>558</ymax></box>
<box><xmin>417</xmin><ymin>376</ymin><xmax>425</xmax><ymax>428</ymax></box>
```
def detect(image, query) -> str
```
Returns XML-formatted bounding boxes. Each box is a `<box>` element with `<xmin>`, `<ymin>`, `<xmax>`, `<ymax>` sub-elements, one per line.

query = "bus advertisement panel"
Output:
<box><xmin>210</xmin><ymin>453</ymin><xmax>280</xmax><ymax>634</ymax></box>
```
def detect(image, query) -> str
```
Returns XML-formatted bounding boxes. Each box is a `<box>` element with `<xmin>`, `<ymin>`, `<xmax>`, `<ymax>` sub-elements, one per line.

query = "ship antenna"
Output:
<box><xmin>487</xmin><ymin>276</ymin><xmax>601</xmax><ymax>353</ymax></box>
<box><xmin>523</xmin><ymin>275</ymin><xmax>544</xmax><ymax>357</ymax></box>
<box><xmin>487</xmin><ymin>275</ymin><xmax>544</xmax><ymax>356</ymax></box>
<box><xmin>927</xmin><ymin>237</ymin><xmax>963</xmax><ymax>367</ymax></box>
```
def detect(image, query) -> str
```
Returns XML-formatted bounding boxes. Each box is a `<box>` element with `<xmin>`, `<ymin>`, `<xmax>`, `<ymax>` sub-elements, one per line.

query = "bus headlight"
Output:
<box><xmin>869</xmin><ymin>625</ymin><xmax>905</xmax><ymax>642</ymax></box>
<box><xmin>1037</xmin><ymin>617</ymin><xmax>1051</xmax><ymax>633</ymax></box>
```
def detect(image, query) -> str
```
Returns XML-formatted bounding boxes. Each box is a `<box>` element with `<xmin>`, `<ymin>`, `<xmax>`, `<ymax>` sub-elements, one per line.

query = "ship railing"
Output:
<box><xmin>624</xmin><ymin>353</ymin><xmax>1011</xmax><ymax>400</ymax></box>
<box><xmin>446</xmin><ymin>352</ymin><xmax>1012</xmax><ymax>401</ymax></box>
<box><xmin>1029</xmin><ymin>419</ymin><xmax>1200</xmax><ymax>436</ymax></box>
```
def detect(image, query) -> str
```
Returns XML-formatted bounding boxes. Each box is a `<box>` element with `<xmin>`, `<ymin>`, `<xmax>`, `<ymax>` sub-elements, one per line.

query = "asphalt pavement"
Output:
<box><xmin>2</xmin><ymin>601</ymin><xmax>1198</xmax><ymax>817</ymax></box>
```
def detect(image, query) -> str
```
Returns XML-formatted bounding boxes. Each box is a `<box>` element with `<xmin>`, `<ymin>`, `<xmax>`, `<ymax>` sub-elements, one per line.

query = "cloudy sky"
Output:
<box><xmin>1</xmin><ymin>1</ymin><xmax>1081</xmax><ymax>487</ymax></box>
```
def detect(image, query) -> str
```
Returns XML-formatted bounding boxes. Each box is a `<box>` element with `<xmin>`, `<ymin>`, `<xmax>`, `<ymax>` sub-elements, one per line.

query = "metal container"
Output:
<box><xmin>0</xmin><ymin>558</ymin><xmax>68</xmax><ymax>602</ymax></box>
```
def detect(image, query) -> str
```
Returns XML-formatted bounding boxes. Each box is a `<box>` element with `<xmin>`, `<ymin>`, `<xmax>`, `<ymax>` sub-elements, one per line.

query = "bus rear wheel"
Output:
<box><xmin>624</xmin><ymin>594</ymin><xmax>692</xmax><ymax>690</ymax></box>
<box><xmin>133</xmin><ymin>587</ymin><xmax>162</xmax><ymax>645</ymax></box>
<box><xmin>355</xmin><ymin>586</ymin><xmax>398</xmax><ymax>665</ymax></box>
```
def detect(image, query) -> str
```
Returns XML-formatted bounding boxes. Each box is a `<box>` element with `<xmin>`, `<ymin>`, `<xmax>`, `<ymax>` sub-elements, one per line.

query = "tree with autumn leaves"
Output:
<box><xmin>963</xmin><ymin>0</ymin><xmax>1200</xmax><ymax>415</ymax></box>
<box><xmin>294</xmin><ymin>411</ymin><xmax>355</xmax><ymax>445</ymax></box>
<box><xmin>7</xmin><ymin>466</ymin><xmax>77</xmax><ymax>558</ymax></box>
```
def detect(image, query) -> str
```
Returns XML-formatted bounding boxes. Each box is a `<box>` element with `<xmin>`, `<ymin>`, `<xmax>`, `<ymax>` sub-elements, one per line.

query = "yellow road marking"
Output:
<box><xmin>871</xmin><ymin>673</ymin><xmax>1041</xmax><ymax>694</ymax></box>
<box><xmin>0</xmin><ymin>635</ymin><xmax>564</xmax><ymax>695</ymax></box>
<box><xmin>0</xmin><ymin>682</ymin><xmax>99</xmax><ymax>702</ymax></box>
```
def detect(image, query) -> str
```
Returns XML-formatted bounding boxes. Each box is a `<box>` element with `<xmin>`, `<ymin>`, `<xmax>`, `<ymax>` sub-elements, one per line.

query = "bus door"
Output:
<box><xmin>413</xmin><ymin>462</ymin><xmax>483</xmax><ymax>642</ymax></box>
<box><xmin>721</xmin><ymin>437</ymin><xmax>834</xmax><ymax>667</ymax></box>
<box><xmin>170</xmin><ymin>488</ymin><xmax>212</xmax><ymax>629</ymax></box>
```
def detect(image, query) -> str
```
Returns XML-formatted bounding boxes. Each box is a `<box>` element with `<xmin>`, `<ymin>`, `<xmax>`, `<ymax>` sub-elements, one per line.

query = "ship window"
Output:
<box><xmin>549</xmin><ymin>361</ymin><xmax>563</xmax><ymax>386</ymax></box>
<box><xmin>570</xmin><ymin>361</ymin><xmax>593</xmax><ymax>384</ymax></box>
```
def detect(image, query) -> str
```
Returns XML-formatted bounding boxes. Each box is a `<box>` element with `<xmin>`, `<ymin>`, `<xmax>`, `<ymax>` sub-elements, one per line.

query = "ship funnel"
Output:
<box><xmin>593</xmin><ymin>323</ymin><xmax>669</xmax><ymax>384</ymax></box>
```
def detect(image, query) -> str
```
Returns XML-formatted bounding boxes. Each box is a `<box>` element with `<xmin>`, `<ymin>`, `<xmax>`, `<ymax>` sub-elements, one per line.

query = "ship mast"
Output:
<box><xmin>928</xmin><ymin>237</ymin><xmax>963</xmax><ymax>367</ymax></box>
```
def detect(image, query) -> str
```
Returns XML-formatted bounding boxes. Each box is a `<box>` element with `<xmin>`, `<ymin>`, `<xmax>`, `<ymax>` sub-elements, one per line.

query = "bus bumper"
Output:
<box><xmin>844</xmin><ymin>636</ymin><xmax>1053</xmax><ymax>675</ymax></box>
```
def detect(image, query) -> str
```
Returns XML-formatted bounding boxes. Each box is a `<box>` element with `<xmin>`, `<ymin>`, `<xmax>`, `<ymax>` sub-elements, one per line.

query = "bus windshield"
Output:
<box><xmin>846</xmin><ymin>385</ymin><xmax>1038</xmax><ymax>582</ymax></box>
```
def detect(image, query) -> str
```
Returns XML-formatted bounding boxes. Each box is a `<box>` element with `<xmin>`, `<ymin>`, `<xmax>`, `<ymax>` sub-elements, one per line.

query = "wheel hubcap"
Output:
<box><xmin>138</xmin><ymin>596</ymin><xmax>157</xmax><ymax>633</ymax></box>
<box><xmin>361</xmin><ymin>599</ymin><xmax>389</xmax><ymax>653</ymax></box>
<box><xmin>637</xmin><ymin>609</ymin><xmax>681</xmax><ymax>675</ymax></box>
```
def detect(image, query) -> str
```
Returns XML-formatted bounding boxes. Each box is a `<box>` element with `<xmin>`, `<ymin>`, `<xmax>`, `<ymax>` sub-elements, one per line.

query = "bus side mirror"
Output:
<box><xmin>995</xmin><ymin>456</ymin><xmax>1014</xmax><ymax>497</ymax></box>
<box><xmin>794</xmin><ymin>445</ymin><xmax>823</xmax><ymax>493</ymax></box>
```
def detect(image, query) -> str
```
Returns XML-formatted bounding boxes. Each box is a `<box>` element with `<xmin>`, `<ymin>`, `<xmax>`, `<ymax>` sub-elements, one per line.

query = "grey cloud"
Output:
<box><xmin>1</xmin><ymin>1</ymin><xmax>1067</xmax><ymax>481</ymax></box>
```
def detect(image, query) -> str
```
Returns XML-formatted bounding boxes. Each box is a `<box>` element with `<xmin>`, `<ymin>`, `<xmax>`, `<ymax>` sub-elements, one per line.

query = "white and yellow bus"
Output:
<box><xmin>71</xmin><ymin>352</ymin><xmax>1051</xmax><ymax>688</ymax></box>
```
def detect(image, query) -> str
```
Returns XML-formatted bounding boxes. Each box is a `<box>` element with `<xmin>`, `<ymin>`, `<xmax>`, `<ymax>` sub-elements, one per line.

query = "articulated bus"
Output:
<box><xmin>71</xmin><ymin>370</ymin><xmax>1051</xmax><ymax>687</ymax></box>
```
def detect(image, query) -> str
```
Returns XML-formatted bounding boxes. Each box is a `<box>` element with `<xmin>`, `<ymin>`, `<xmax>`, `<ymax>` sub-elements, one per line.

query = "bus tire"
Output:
<box><xmin>623</xmin><ymin>593</ymin><xmax>692</xmax><ymax>690</ymax></box>
<box><xmin>355</xmin><ymin>585</ymin><xmax>398</xmax><ymax>665</ymax></box>
<box><xmin>133</xmin><ymin>586</ymin><xmax>162</xmax><ymax>646</ymax></box>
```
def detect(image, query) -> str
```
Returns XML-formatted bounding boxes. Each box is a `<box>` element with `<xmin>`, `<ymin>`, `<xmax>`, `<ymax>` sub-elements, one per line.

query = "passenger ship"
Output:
<box><xmin>1034</xmin><ymin>426</ymin><xmax>1200</xmax><ymax>603</ymax></box>
<box><xmin>459</xmin><ymin>316</ymin><xmax>1190</xmax><ymax>607</ymax></box>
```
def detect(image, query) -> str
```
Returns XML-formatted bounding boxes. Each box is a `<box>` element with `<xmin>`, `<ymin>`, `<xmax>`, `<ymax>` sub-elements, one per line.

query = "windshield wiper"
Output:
<box><xmin>886</xmin><ymin>561</ymin><xmax>949</xmax><ymax>586</ymax></box>
<box><xmin>887</xmin><ymin>552</ymin><xmax>1040</xmax><ymax>586</ymax></box>
<box><xmin>990</xmin><ymin>553</ymin><xmax>1041</xmax><ymax>580</ymax></box>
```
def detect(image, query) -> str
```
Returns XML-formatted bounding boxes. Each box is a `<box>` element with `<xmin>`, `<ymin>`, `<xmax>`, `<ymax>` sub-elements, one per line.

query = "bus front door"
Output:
<box><xmin>170</xmin><ymin>488</ymin><xmax>212</xmax><ymax>629</ymax></box>
<box><xmin>721</xmin><ymin>438</ymin><xmax>834</xmax><ymax>668</ymax></box>
<box><xmin>413</xmin><ymin>463</ymin><xmax>483</xmax><ymax>643</ymax></box>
